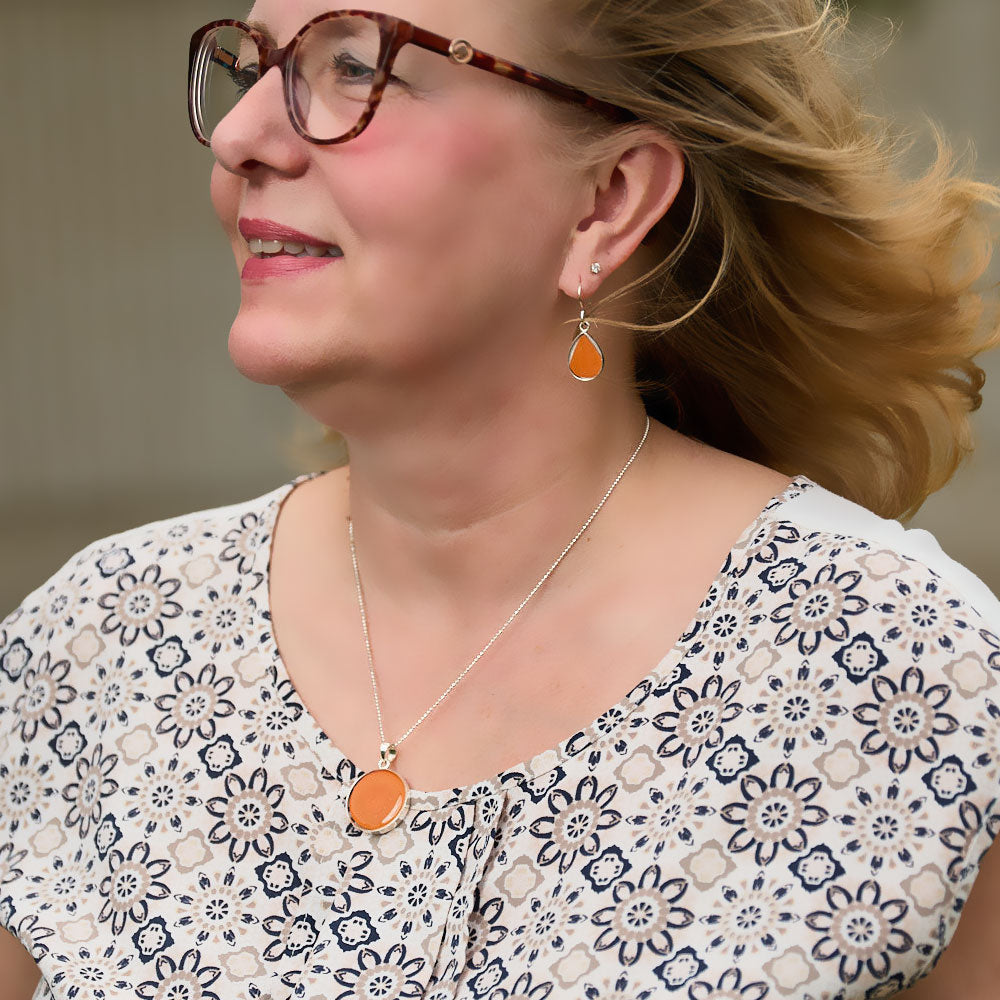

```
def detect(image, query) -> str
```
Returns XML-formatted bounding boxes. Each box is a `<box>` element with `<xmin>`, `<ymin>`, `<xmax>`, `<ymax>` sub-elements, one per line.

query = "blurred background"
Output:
<box><xmin>0</xmin><ymin>0</ymin><xmax>998</xmax><ymax>614</ymax></box>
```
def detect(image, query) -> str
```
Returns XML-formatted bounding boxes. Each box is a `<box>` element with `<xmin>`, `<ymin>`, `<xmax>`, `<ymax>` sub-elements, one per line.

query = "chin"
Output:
<box><xmin>227</xmin><ymin>312</ymin><xmax>329</xmax><ymax>387</ymax></box>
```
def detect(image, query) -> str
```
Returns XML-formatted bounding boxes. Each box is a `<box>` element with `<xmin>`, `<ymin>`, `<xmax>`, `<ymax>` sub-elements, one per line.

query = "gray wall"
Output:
<box><xmin>1</xmin><ymin>1</ymin><xmax>998</xmax><ymax>615</ymax></box>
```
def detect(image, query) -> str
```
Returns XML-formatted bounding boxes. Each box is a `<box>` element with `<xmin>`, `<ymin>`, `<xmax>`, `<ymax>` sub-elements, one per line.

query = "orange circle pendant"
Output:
<box><xmin>347</xmin><ymin>768</ymin><xmax>409</xmax><ymax>834</ymax></box>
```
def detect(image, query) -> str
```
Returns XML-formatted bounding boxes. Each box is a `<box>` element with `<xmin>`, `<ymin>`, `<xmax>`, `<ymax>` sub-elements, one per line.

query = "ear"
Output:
<box><xmin>559</xmin><ymin>134</ymin><xmax>685</xmax><ymax>300</ymax></box>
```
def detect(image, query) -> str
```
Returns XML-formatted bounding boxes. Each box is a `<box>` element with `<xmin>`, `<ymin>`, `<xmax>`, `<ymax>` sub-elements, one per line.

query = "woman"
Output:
<box><xmin>2</xmin><ymin>0</ymin><xmax>999</xmax><ymax>996</ymax></box>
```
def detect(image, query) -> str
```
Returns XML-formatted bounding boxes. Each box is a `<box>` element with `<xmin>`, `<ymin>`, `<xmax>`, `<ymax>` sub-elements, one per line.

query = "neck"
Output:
<box><xmin>331</xmin><ymin>377</ymin><xmax>657</xmax><ymax>618</ymax></box>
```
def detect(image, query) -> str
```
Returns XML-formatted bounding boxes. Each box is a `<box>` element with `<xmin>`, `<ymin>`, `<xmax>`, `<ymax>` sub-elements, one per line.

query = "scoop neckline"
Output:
<box><xmin>252</xmin><ymin>470</ymin><xmax>816</xmax><ymax>812</ymax></box>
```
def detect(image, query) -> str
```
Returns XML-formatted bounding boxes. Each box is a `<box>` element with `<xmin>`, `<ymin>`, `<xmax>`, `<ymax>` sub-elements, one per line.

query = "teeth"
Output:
<box><xmin>247</xmin><ymin>237</ymin><xmax>343</xmax><ymax>259</ymax></box>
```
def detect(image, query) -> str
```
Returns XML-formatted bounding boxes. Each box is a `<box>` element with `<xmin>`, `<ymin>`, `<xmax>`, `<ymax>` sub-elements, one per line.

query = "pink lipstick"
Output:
<box><xmin>238</xmin><ymin>217</ymin><xmax>344</xmax><ymax>281</ymax></box>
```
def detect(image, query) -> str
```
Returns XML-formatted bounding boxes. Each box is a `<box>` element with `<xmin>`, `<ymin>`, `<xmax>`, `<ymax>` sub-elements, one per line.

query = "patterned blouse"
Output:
<box><xmin>2</xmin><ymin>474</ymin><xmax>1000</xmax><ymax>1000</ymax></box>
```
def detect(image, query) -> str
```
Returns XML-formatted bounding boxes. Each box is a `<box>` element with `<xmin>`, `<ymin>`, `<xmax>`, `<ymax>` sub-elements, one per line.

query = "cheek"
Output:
<box><xmin>344</xmin><ymin>104</ymin><xmax>571</xmax><ymax>286</ymax></box>
<box><xmin>210</xmin><ymin>162</ymin><xmax>243</xmax><ymax>246</ymax></box>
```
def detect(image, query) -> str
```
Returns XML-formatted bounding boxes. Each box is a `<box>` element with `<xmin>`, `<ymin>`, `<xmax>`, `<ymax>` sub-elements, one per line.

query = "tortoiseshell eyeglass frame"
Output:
<box><xmin>188</xmin><ymin>10</ymin><xmax>637</xmax><ymax>147</ymax></box>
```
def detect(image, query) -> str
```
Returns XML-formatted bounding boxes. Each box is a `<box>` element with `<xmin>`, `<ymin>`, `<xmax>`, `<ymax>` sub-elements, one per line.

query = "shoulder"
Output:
<box><xmin>727</xmin><ymin>477</ymin><xmax>1000</xmax><ymax>867</ymax></box>
<box><xmin>772</xmin><ymin>479</ymin><xmax>1000</xmax><ymax>627</ymax></box>
<box><xmin>0</xmin><ymin>476</ymin><xmax>310</xmax><ymax>705</ymax></box>
<box><xmin>4</xmin><ymin>478</ymin><xmax>306</xmax><ymax>636</ymax></box>
<box><xmin>723</xmin><ymin>475</ymin><xmax>1000</xmax><ymax>676</ymax></box>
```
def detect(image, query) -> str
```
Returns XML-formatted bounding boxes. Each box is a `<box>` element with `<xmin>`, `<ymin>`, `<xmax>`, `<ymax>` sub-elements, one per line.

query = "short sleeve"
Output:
<box><xmin>0</xmin><ymin>537</ymin><xmax>108</xmax><ymax>962</ymax></box>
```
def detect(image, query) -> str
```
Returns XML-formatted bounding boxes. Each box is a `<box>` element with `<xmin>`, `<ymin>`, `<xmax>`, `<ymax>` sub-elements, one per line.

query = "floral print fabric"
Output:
<box><xmin>2</xmin><ymin>474</ymin><xmax>999</xmax><ymax>1000</ymax></box>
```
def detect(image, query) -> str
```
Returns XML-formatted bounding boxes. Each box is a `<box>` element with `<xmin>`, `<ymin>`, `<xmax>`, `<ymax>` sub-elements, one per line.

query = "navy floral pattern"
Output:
<box><xmin>2</xmin><ymin>474</ymin><xmax>1000</xmax><ymax>999</ymax></box>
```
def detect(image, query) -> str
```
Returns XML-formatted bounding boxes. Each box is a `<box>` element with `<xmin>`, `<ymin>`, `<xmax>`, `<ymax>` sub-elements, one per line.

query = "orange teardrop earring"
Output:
<box><xmin>568</xmin><ymin>265</ymin><xmax>604</xmax><ymax>381</ymax></box>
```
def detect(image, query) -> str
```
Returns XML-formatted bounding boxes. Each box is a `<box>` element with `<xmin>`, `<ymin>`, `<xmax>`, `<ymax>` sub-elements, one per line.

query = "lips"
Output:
<box><xmin>238</xmin><ymin>216</ymin><xmax>344</xmax><ymax>281</ymax></box>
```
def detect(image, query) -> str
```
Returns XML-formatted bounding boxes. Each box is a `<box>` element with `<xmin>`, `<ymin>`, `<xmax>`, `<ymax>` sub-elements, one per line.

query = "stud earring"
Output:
<box><xmin>568</xmin><ymin>282</ymin><xmax>605</xmax><ymax>381</ymax></box>
<box><xmin>590</xmin><ymin>262</ymin><xmax>602</xmax><ymax>275</ymax></box>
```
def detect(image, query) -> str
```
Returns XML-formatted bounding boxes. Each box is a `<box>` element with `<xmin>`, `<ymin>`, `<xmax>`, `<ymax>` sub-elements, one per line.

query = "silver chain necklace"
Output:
<box><xmin>345</xmin><ymin>414</ymin><xmax>651</xmax><ymax>834</ymax></box>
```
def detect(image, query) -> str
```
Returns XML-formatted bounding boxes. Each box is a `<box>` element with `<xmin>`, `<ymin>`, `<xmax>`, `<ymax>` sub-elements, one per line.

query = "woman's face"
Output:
<box><xmin>210</xmin><ymin>0</ymin><xmax>593</xmax><ymax>421</ymax></box>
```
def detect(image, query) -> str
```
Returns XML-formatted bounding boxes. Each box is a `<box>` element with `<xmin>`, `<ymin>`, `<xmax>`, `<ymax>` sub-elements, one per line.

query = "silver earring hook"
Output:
<box><xmin>577</xmin><ymin>282</ymin><xmax>590</xmax><ymax>334</ymax></box>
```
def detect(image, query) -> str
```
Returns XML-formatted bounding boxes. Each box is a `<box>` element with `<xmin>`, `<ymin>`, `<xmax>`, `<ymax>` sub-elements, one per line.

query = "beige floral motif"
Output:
<box><xmin>515</xmin><ymin>882</ymin><xmax>586</xmax><ymax>962</ymax></box>
<box><xmin>116</xmin><ymin>724</ymin><xmax>157</xmax><ymax>765</ymax></box>
<box><xmin>628</xmin><ymin>775</ymin><xmax>710</xmax><ymax>856</ymax></box>
<box><xmin>29</xmin><ymin>852</ymin><xmax>94</xmax><ymax>912</ymax></box>
<box><xmin>0</xmin><ymin>752</ymin><xmax>45</xmax><ymax>829</ymax></box>
<box><xmin>882</xmin><ymin>584</ymin><xmax>959</xmax><ymax>654</ymax></box>
<box><xmin>169</xmin><ymin>831</ymin><xmax>212</xmax><ymax>873</ymax></box>
<box><xmin>234</xmin><ymin>649</ymin><xmax>269</xmax><ymax>686</ymax></box>
<box><xmin>378</xmin><ymin>855</ymin><xmax>454</xmax><ymax>937</ymax></box>
<box><xmin>552</xmin><ymin>942</ymin><xmax>599</xmax><ymax>988</ymax></box>
<box><xmin>944</xmin><ymin>653</ymin><xmax>993</xmax><ymax>698</ymax></box>
<box><xmin>244</xmin><ymin>689</ymin><xmax>300</xmax><ymax>757</ymax></box>
<box><xmin>221</xmin><ymin>947</ymin><xmax>266</xmax><ymax>980</ymax></box>
<box><xmin>751</xmin><ymin>663</ymin><xmax>842</xmax><ymax>756</ymax></box>
<box><xmin>695</xmin><ymin>597</ymin><xmax>764</xmax><ymax>663</ymax></box>
<box><xmin>902</xmin><ymin>865</ymin><xmax>952</xmax><ymax>916</ymax></box>
<box><xmin>90</xmin><ymin>656</ymin><xmax>141</xmax><ymax>727</ymax></box>
<box><xmin>737</xmin><ymin>642</ymin><xmax>783</xmax><ymax>682</ymax></box>
<box><xmin>175</xmin><ymin>868</ymin><xmax>259</xmax><ymax>945</ymax></box>
<box><xmin>840</xmin><ymin>783</ymin><xmax>931</xmax><ymax>872</ymax></box>
<box><xmin>36</xmin><ymin>579</ymin><xmax>86</xmax><ymax>637</ymax></box>
<box><xmin>51</xmin><ymin>940</ymin><xmax>134</xmax><ymax>996</ymax></box>
<box><xmin>30</xmin><ymin>818</ymin><xmax>67</xmax><ymax>858</ymax></box>
<box><xmin>126</xmin><ymin>756</ymin><xmax>198</xmax><ymax>832</ymax></box>
<box><xmin>67</xmin><ymin>625</ymin><xmax>105</xmax><ymax>666</ymax></box>
<box><xmin>705</xmin><ymin>874</ymin><xmax>796</xmax><ymax>956</ymax></box>
<box><xmin>292</xmin><ymin>802</ymin><xmax>358</xmax><ymax>865</ymax></box>
<box><xmin>681</xmin><ymin>841</ymin><xmax>735</xmax><ymax>890</ymax></box>
<box><xmin>58</xmin><ymin>916</ymin><xmax>97</xmax><ymax>944</ymax></box>
<box><xmin>500</xmin><ymin>857</ymin><xmax>543</xmax><ymax>903</ymax></box>
<box><xmin>815</xmin><ymin>740</ymin><xmax>870</xmax><ymax>789</ymax></box>
<box><xmin>281</xmin><ymin>762</ymin><xmax>321</xmax><ymax>799</ymax></box>
<box><xmin>742</xmin><ymin>518</ymin><xmax>795</xmax><ymax>563</ymax></box>
<box><xmin>763</xmin><ymin>946</ymin><xmax>819</xmax><ymax>994</ymax></box>
<box><xmin>181</xmin><ymin>554</ymin><xmax>221</xmax><ymax>588</ymax></box>
<box><xmin>153</xmin><ymin>518</ymin><xmax>210</xmax><ymax>557</ymax></box>
<box><xmin>192</xmin><ymin>584</ymin><xmax>253</xmax><ymax>652</ymax></box>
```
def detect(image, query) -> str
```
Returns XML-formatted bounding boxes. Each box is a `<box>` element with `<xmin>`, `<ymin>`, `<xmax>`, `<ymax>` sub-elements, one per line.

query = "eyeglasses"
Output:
<box><xmin>188</xmin><ymin>10</ymin><xmax>636</xmax><ymax>147</ymax></box>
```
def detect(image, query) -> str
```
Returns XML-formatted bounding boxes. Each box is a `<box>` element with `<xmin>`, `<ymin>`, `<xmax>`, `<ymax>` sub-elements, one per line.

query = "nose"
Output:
<box><xmin>211</xmin><ymin>65</ymin><xmax>309</xmax><ymax>178</ymax></box>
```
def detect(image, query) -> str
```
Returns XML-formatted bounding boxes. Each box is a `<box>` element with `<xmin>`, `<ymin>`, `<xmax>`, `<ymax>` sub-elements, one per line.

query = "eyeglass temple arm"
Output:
<box><xmin>404</xmin><ymin>24</ymin><xmax>635</xmax><ymax>123</ymax></box>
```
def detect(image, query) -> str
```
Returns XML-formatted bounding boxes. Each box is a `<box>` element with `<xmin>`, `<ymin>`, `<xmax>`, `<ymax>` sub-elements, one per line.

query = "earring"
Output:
<box><xmin>568</xmin><ymin>281</ymin><xmax>605</xmax><ymax>381</ymax></box>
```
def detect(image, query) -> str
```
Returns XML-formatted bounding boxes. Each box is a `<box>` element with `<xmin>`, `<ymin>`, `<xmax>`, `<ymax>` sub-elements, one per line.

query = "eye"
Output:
<box><xmin>331</xmin><ymin>52</ymin><xmax>376</xmax><ymax>85</ymax></box>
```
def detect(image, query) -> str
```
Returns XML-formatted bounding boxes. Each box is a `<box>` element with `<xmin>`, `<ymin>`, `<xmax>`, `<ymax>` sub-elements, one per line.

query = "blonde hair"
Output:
<box><xmin>543</xmin><ymin>0</ymin><xmax>1000</xmax><ymax>518</ymax></box>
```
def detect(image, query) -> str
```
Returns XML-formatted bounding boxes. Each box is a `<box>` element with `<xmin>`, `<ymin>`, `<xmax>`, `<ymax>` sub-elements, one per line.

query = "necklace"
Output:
<box><xmin>345</xmin><ymin>414</ymin><xmax>651</xmax><ymax>834</ymax></box>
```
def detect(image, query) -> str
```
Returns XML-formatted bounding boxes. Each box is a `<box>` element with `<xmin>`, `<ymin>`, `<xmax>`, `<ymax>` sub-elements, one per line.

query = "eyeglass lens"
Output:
<box><xmin>192</xmin><ymin>17</ymin><xmax>384</xmax><ymax>144</ymax></box>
